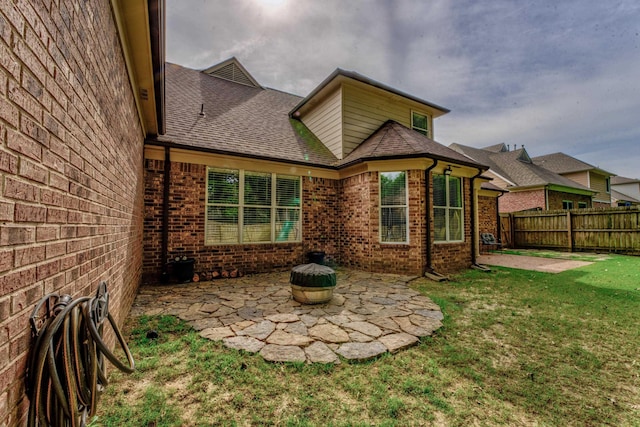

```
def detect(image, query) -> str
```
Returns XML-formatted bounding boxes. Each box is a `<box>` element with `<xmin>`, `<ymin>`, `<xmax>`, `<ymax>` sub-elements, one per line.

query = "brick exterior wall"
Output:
<box><xmin>547</xmin><ymin>190</ymin><xmax>592</xmax><ymax>210</ymax></box>
<box><xmin>0</xmin><ymin>2</ymin><xmax>145</xmax><ymax>425</ymax></box>
<box><xmin>142</xmin><ymin>160</ymin><xmax>341</xmax><ymax>281</ymax></box>
<box><xmin>499</xmin><ymin>189</ymin><xmax>546</xmax><ymax>212</ymax></box>
<box><xmin>144</xmin><ymin>165</ymin><xmax>475</xmax><ymax>279</ymax></box>
<box><xmin>478</xmin><ymin>195</ymin><xmax>499</xmax><ymax>237</ymax></box>
<box><xmin>430</xmin><ymin>176</ymin><xmax>473</xmax><ymax>274</ymax></box>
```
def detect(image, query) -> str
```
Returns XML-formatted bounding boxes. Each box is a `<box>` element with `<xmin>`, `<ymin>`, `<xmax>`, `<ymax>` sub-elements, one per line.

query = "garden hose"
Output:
<box><xmin>26</xmin><ymin>282</ymin><xmax>135</xmax><ymax>427</ymax></box>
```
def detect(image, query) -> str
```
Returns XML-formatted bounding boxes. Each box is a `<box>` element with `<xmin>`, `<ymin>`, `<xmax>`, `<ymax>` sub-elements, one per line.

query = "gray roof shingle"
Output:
<box><xmin>340</xmin><ymin>121</ymin><xmax>488</xmax><ymax>169</ymax></box>
<box><xmin>156</xmin><ymin>63</ymin><xmax>338</xmax><ymax>166</ymax></box>
<box><xmin>532</xmin><ymin>152</ymin><xmax>613</xmax><ymax>175</ymax></box>
<box><xmin>450</xmin><ymin>143</ymin><xmax>594</xmax><ymax>192</ymax></box>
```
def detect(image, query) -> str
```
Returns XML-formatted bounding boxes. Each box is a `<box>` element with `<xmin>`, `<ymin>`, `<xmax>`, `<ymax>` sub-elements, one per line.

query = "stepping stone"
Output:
<box><xmin>238</xmin><ymin>320</ymin><xmax>275</xmax><ymax>340</ymax></box>
<box><xmin>260</xmin><ymin>344</ymin><xmax>306</xmax><ymax>363</ymax></box>
<box><xmin>392</xmin><ymin>316</ymin><xmax>436</xmax><ymax>337</ymax></box>
<box><xmin>266</xmin><ymin>313</ymin><xmax>299</xmax><ymax>323</ymax></box>
<box><xmin>344</xmin><ymin>321</ymin><xmax>383</xmax><ymax>337</ymax></box>
<box><xmin>369</xmin><ymin>297</ymin><xmax>397</xmax><ymax>306</ymax></box>
<box><xmin>335</xmin><ymin>341</ymin><xmax>387</xmax><ymax>361</ymax></box>
<box><xmin>200</xmin><ymin>326</ymin><xmax>235</xmax><ymax>341</ymax></box>
<box><xmin>348</xmin><ymin>331</ymin><xmax>374</xmax><ymax>343</ymax></box>
<box><xmin>367</xmin><ymin>317</ymin><xmax>401</xmax><ymax>333</ymax></box>
<box><xmin>230</xmin><ymin>320</ymin><xmax>255</xmax><ymax>333</ymax></box>
<box><xmin>414</xmin><ymin>309</ymin><xmax>444</xmax><ymax>321</ymax></box>
<box><xmin>331</xmin><ymin>294</ymin><xmax>346</xmax><ymax>305</ymax></box>
<box><xmin>237</xmin><ymin>307</ymin><xmax>263</xmax><ymax>320</ymax></box>
<box><xmin>305</xmin><ymin>342</ymin><xmax>340</xmax><ymax>364</ymax></box>
<box><xmin>200</xmin><ymin>303</ymin><xmax>220</xmax><ymax>313</ymax></box>
<box><xmin>300</xmin><ymin>315</ymin><xmax>318</xmax><ymax>327</ymax></box>
<box><xmin>409</xmin><ymin>314</ymin><xmax>442</xmax><ymax>333</ymax></box>
<box><xmin>326</xmin><ymin>315</ymin><xmax>350</xmax><ymax>326</ymax></box>
<box><xmin>191</xmin><ymin>318</ymin><xmax>223</xmax><ymax>331</ymax></box>
<box><xmin>221</xmin><ymin>299</ymin><xmax>246</xmax><ymax>309</ymax></box>
<box><xmin>378</xmin><ymin>333</ymin><xmax>419</xmax><ymax>353</ymax></box>
<box><xmin>266</xmin><ymin>330</ymin><xmax>313</xmax><ymax>346</ymax></box>
<box><xmin>284</xmin><ymin>321</ymin><xmax>308</xmax><ymax>335</ymax></box>
<box><xmin>223</xmin><ymin>336</ymin><xmax>265</xmax><ymax>353</ymax></box>
<box><xmin>308</xmin><ymin>324</ymin><xmax>350</xmax><ymax>343</ymax></box>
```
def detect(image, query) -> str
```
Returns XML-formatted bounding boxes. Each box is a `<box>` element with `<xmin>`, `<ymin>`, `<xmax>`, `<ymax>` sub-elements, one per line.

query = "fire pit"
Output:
<box><xmin>290</xmin><ymin>263</ymin><xmax>336</xmax><ymax>304</ymax></box>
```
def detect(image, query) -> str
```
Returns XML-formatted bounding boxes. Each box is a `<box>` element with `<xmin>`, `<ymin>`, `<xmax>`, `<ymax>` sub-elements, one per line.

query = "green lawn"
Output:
<box><xmin>97</xmin><ymin>254</ymin><xmax>640</xmax><ymax>426</ymax></box>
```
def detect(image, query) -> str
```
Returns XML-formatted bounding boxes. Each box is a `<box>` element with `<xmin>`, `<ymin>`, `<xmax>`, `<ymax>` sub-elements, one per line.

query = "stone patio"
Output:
<box><xmin>129</xmin><ymin>269</ymin><xmax>443</xmax><ymax>363</ymax></box>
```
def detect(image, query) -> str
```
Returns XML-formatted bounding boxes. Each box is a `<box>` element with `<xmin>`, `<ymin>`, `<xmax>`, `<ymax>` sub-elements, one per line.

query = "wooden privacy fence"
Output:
<box><xmin>499</xmin><ymin>207</ymin><xmax>640</xmax><ymax>254</ymax></box>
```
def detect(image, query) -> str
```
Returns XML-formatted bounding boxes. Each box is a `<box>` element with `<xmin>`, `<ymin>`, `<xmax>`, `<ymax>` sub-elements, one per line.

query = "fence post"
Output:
<box><xmin>566</xmin><ymin>210</ymin><xmax>573</xmax><ymax>252</ymax></box>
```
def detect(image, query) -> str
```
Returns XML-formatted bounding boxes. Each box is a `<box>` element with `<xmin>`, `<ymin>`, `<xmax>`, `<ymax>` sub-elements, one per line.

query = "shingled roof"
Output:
<box><xmin>154</xmin><ymin>63</ymin><xmax>488</xmax><ymax>171</ymax></box>
<box><xmin>532</xmin><ymin>152</ymin><xmax>613</xmax><ymax>176</ymax></box>
<box><xmin>450</xmin><ymin>143</ymin><xmax>594</xmax><ymax>192</ymax></box>
<box><xmin>340</xmin><ymin>121</ymin><xmax>487</xmax><ymax>169</ymax></box>
<box><xmin>156</xmin><ymin>63</ymin><xmax>338</xmax><ymax>166</ymax></box>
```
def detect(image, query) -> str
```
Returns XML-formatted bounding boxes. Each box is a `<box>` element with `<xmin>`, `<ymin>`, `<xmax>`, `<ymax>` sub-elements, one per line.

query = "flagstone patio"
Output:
<box><xmin>129</xmin><ymin>269</ymin><xmax>443</xmax><ymax>363</ymax></box>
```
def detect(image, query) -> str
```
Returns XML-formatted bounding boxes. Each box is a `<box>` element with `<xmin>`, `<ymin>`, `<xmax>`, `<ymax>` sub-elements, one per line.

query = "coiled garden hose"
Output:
<box><xmin>27</xmin><ymin>282</ymin><xmax>135</xmax><ymax>426</ymax></box>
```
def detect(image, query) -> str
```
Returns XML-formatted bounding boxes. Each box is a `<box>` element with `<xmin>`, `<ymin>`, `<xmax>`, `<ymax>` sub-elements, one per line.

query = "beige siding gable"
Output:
<box><xmin>564</xmin><ymin>171</ymin><xmax>589</xmax><ymax>187</ymax></box>
<box><xmin>300</xmin><ymin>87</ymin><xmax>343</xmax><ymax>159</ymax></box>
<box><xmin>589</xmin><ymin>171</ymin><xmax>612</xmax><ymax>203</ymax></box>
<box><xmin>342</xmin><ymin>83</ymin><xmax>432</xmax><ymax>158</ymax></box>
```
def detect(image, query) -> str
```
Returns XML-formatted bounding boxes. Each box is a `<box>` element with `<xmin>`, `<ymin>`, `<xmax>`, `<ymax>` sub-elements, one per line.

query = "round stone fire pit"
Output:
<box><xmin>290</xmin><ymin>263</ymin><xmax>336</xmax><ymax>304</ymax></box>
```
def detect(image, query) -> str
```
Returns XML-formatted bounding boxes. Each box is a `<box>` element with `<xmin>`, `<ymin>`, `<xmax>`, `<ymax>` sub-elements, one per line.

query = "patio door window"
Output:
<box><xmin>380</xmin><ymin>171</ymin><xmax>408</xmax><ymax>243</ymax></box>
<box><xmin>433</xmin><ymin>174</ymin><xmax>463</xmax><ymax>242</ymax></box>
<box><xmin>206</xmin><ymin>168</ymin><xmax>301</xmax><ymax>244</ymax></box>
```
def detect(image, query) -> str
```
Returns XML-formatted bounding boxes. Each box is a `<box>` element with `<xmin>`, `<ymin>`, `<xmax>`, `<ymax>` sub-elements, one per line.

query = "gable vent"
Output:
<box><xmin>207</xmin><ymin>62</ymin><xmax>258</xmax><ymax>87</ymax></box>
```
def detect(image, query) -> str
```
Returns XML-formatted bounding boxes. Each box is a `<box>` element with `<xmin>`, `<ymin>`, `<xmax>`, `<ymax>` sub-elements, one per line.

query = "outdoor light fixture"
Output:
<box><xmin>444</xmin><ymin>165</ymin><xmax>452</xmax><ymax>175</ymax></box>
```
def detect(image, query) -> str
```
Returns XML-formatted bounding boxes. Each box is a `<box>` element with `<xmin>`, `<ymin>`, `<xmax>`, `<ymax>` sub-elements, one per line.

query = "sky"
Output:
<box><xmin>166</xmin><ymin>0</ymin><xmax>640</xmax><ymax>179</ymax></box>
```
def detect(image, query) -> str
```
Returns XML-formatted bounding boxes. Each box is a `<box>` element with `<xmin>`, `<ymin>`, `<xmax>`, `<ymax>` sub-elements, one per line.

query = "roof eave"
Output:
<box><xmin>290</xmin><ymin>69</ymin><xmax>450</xmax><ymax>118</ymax></box>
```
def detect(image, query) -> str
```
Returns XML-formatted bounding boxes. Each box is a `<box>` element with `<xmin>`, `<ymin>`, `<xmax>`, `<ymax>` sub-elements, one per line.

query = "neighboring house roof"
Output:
<box><xmin>611</xmin><ymin>189</ymin><xmax>640</xmax><ymax>203</ymax></box>
<box><xmin>611</xmin><ymin>176</ymin><xmax>640</xmax><ymax>185</ymax></box>
<box><xmin>480</xmin><ymin>181</ymin><xmax>508</xmax><ymax>192</ymax></box>
<box><xmin>154</xmin><ymin>62</ymin><xmax>488</xmax><ymax>172</ymax></box>
<box><xmin>290</xmin><ymin>68</ymin><xmax>450</xmax><ymax>118</ymax></box>
<box><xmin>450</xmin><ymin>143</ymin><xmax>594</xmax><ymax>193</ymax></box>
<box><xmin>340</xmin><ymin>121</ymin><xmax>488</xmax><ymax>169</ymax></box>
<box><xmin>532</xmin><ymin>152</ymin><xmax>613</xmax><ymax>176</ymax></box>
<box><xmin>156</xmin><ymin>62</ymin><xmax>338</xmax><ymax>167</ymax></box>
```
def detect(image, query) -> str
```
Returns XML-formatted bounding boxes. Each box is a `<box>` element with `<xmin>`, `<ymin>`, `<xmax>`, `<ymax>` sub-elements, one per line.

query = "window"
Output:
<box><xmin>605</xmin><ymin>177</ymin><xmax>611</xmax><ymax>193</ymax></box>
<box><xmin>380</xmin><ymin>171</ymin><xmax>408</xmax><ymax>243</ymax></box>
<box><xmin>433</xmin><ymin>174</ymin><xmax>463</xmax><ymax>242</ymax></box>
<box><xmin>562</xmin><ymin>200</ymin><xmax>574</xmax><ymax>210</ymax></box>
<box><xmin>205</xmin><ymin>168</ymin><xmax>301</xmax><ymax>244</ymax></box>
<box><xmin>578</xmin><ymin>202</ymin><xmax>588</xmax><ymax>209</ymax></box>
<box><xmin>411</xmin><ymin>112</ymin><xmax>428</xmax><ymax>136</ymax></box>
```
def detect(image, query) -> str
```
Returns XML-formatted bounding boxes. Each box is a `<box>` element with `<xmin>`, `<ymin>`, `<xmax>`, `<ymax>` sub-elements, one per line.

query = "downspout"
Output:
<box><xmin>161</xmin><ymin>146</ymin><xmax>170</xmax><ymax>282</ymax></box>
<box><xmin>424</xmin><ymin>160</ymin><xmax>438</xmax><ymax>274</ymax></box>
<box><xmin>470</xmin><ymin>168</ymin><xmax>486</xmax><ymax>269</ymax></box>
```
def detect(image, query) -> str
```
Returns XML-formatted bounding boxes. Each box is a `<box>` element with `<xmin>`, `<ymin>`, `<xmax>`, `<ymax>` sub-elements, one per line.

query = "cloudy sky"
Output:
<box><xmin>166</xmin><ymin>0</ymin><xmax>640</xmax><ymax>179</ymax></box>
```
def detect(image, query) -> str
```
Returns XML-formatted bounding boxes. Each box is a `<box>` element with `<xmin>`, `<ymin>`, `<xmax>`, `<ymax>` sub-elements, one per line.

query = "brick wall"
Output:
<box><xmin>499</xmin><ymin>189</ymin><xmax>546</xmax><ymax>212</ymax></box>
<box><xmin>0</xmin><ymin>1</ymin><xmax>144</xmax><ymax>425</ymax></box>
<box><xmin>478</xmin><ymin>195</ymin><xmax>499</xmax><ymax>236</ymax></box>
<box><xmin>431</xmin><ymin>176</ymin><xmax>473</xmax><ymax>274</ymax></box>
<box><xmin>142</xmin><ymin>160</ymin><xmax>341</xmax><ymax>281</ymax></box>
<box><xmin>547</xmin><ymin>190</ymin><xmax>592</xmax><ymax>210</ymax></box>
<box><xmin>143</xmin><ymin>164</ymin><xmax>476</xmax><ymax>280</ymax></box>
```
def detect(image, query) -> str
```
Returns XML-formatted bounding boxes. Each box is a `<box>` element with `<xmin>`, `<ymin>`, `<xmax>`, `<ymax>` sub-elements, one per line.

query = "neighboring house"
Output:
<box><xmin>450</xmin><ymin>143</ymin><xmax>596</xmax><ymax>213</ymax></box>
<box><xmin>532</xmin><ymin>152</ymin><xmax>614</xmax><ymax>208</ymax></box>
<box><xmin>611</xmin><ymin>176</ymin><xmax>640</xmax><ymax>207</ymax></box>
<box><xmin>0</xmin><ymin>0</ymin><xmax>164</xmax><ymax>425</ymax></box>
<box><xmin>143</xmin><ymin>58</ymin><xmax>493</xmax><ymax>280</ymax></box>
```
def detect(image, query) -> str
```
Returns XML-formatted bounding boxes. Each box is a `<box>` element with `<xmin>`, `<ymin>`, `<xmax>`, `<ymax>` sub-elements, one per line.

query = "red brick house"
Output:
<box><xmin>450</xmin><ymin>143</ymin><xmax>596</xmax><ymax>213</ymax></box>
<box><xmin>143</xmin><ymin>59</ymin><xmax>492</xmax><ymax>280</ymax></box>
<box><xmin>0</xmin><ymin>0</ymin><xmax>165</xmax><ymax>424</ymax></box>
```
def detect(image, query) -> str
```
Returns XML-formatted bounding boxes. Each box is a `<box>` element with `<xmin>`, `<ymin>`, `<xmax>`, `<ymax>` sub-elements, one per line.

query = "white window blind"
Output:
<box><xmin>433</xmin><ymin>174</ymin><xmax>463</xmax><ymax>242</ymax></box>
<box><xmin>380</xmin><ymin>171</ymin><xmax>408</xmax><ymax>243</ymax></box>
<box><xmin>206</xmin><ymin>168</ymin><xmax>301</xmax><ymax>245</ymax></box>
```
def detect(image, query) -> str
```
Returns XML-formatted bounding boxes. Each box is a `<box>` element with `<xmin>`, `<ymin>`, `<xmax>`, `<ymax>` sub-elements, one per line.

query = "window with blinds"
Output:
<box><xmin>380</xmin><ymin>171</ymin><xmax>408</xmax><ymax>243</ymax></box>
<box><xmin>433</xmin><ymin>174</ymin><xmax>463</xmax><ymax>242</ymax></box>
<box><xmin>411</xmin><ymin>111</ymin><xmax>429</xmax><ymax>136</ymax></box>
<box><xmin>205</xmin><ymin>168</ymin><xmax>301</xmax><ymax>245</ymax></box>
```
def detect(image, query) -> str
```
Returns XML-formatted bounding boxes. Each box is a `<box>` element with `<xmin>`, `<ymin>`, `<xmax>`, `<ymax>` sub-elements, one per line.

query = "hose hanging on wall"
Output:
<box><xmin>26</xmin><ymin>282</ymin><xmax>135</xmax><ymax>427</ymax></box>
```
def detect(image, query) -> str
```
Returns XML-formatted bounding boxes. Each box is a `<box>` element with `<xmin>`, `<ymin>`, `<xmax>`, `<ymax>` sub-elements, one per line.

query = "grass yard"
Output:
<box><xmin>96</xmin><ymin>254</ymin><xmax>640</xmax><ymax>426</ymax></box>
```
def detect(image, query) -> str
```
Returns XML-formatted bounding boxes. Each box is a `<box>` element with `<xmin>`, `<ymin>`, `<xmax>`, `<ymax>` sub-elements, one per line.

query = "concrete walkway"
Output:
<box><xmin>477</xmin><ymin>253</ymin><xmax>592</xmax><ymax>273</ymax></box>
<box><xmin>130</xmin><ymin>269</ymin><xmax>443</xmax><ymax>364</ymax></box>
